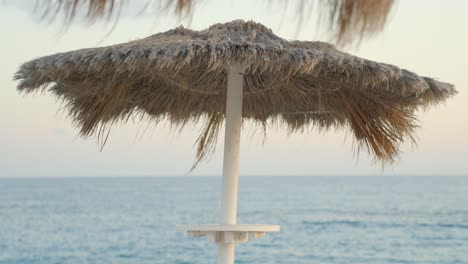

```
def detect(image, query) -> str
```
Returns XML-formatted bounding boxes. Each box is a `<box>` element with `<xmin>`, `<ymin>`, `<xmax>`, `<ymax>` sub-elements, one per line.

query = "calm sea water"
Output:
<box><xmin>1</xmin><ymin>176</ymin><xmax>468</xmax><ymax>264</ymax></box>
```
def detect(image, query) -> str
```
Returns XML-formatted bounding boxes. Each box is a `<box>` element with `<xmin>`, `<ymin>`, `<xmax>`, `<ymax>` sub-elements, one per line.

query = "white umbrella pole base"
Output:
<box><xmin>177</xmin><ymin>225</ymin><xmax>279</xmax><ymax>264</ymax></box>
<box><xmin>176</xmin><ymin>224</ymin><xmax>280</xmax><ymax>244</ymax></box>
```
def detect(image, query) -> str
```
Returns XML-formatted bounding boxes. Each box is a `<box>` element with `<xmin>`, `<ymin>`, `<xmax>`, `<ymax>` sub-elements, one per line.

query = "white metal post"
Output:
<box><xmin>218</xmin><ymin>64</ymin><xmax>244</xmax><ymax>264</ymax></box>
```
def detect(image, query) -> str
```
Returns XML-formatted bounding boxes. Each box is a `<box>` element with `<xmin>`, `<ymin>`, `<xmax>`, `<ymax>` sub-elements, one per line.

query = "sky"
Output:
<box><xmin>0</xmin><ymin>0</ymin><xmax>467</xmax><ymax>177</ymax></box>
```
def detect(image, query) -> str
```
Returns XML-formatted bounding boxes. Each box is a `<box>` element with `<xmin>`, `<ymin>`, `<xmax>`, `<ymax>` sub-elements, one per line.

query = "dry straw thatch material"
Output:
<box><xmin>15</xmin><ymin>20</ymin><xmax>456</xmax><ymax>168</ymax></box>
<box><xmin>33</xmin><ymin>0</ymin><xmax>394</xmax><ymax>45</ymax></box>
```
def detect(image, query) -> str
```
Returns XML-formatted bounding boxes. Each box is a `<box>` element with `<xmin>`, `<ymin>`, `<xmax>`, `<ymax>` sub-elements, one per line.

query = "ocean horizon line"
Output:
<box><xmin>1</xmin><ymin>174</ymin><xmax>467</xmax><ymax>179</ymax></box>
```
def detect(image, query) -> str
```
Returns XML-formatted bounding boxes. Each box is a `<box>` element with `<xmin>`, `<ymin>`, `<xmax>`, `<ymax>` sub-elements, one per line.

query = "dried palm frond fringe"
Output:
<box><xmin>318</xmin><ymin>0</ymin><xmax>394</xmax><ymax>45</ymax></box>
<box><xmin>32</xmin><ymin>0</ymin><xmax>394</xmax><ymax>45</ymax></box>
<box><xmin>15</xmin><ymin>20</ymin><xmax>456</xmax><ymax>169</ymax></box>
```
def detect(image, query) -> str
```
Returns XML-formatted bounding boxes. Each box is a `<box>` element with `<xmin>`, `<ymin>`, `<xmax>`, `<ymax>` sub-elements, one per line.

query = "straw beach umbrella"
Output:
<box><xmin>15</xmin><ymin>20</ymin><xmax>456</xmax><ymax>263</ymax></box>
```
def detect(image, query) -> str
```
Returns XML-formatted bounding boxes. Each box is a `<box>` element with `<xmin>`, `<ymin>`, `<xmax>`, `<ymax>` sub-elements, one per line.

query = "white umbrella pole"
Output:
<box><xmin>176</xmin><ymin>64</ymin><xmax>278</xmax><ymax>262</ymax></box>
<box><xmin>218</xmin><ymin>64</ymin><xmax>244</xmax><ymax>264</ymax></box>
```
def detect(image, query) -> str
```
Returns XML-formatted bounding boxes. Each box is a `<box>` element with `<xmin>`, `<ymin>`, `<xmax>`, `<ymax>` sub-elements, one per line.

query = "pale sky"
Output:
<box><xmin>0</xmin><ymin>0</ymin><xmax>467</xmax><ymax>177</ymax></box>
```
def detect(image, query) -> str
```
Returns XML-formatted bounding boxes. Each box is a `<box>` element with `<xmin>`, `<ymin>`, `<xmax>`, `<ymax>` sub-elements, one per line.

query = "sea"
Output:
<box><xmin>1</xmin><ymin>176</ymin><xmax>467</xmax><ymax>264</ymax></box>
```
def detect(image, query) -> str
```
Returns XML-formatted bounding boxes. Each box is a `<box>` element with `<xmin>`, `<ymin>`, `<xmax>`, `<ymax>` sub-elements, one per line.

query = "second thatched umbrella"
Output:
<box><xmin>15</xmin><ymin>20</ymin><xmax>456</xmax><ymax>264</ymax></box>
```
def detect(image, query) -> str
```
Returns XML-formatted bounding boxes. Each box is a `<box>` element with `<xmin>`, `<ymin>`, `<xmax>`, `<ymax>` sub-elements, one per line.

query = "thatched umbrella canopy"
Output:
<box><xmin>14</xmin><ymin>19</ymin><xmax>457</xmax><ymax>264</ymax></box>
<box><xmin>31</xmin><ymin>0</ymin><xmax>394</xmax><ymax>45</ymax></box>
<box><xmin>15</xmin><ymin>20</ymin><xmax>456</xmax><ymax>167</ymax></box>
